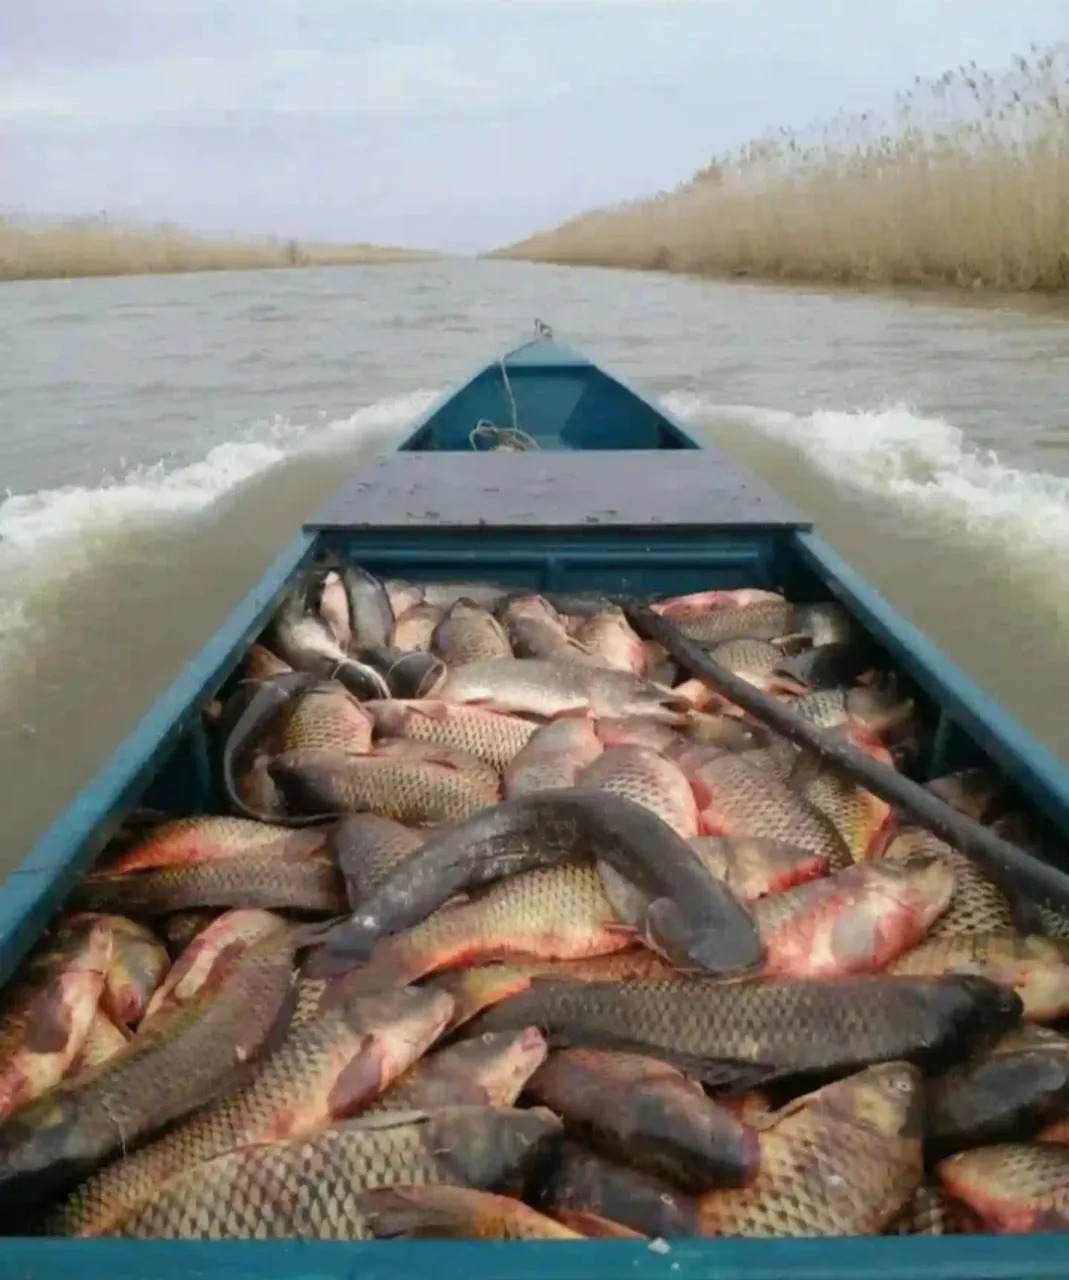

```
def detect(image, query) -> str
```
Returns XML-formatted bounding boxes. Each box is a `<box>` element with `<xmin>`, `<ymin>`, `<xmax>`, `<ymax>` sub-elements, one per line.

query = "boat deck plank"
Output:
<box><xmin>306</xmin><ymin>450</ymin><xmax>811</xmax><ymax>533</ymax></box>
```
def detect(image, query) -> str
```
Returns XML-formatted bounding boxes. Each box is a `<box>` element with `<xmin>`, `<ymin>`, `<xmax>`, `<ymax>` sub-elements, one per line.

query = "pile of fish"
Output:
<box><xmin>3</xmin><ymin>567</ymin><xmax>1069</xmax><ymax>1241</ymax></box>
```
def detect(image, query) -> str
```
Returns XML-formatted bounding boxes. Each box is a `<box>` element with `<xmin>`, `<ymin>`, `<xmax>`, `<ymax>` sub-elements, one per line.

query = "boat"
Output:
<box><xmin>4</xmin><ymin>325</ymin><xmax>1069</xmax><ymax>1274</ymax></box>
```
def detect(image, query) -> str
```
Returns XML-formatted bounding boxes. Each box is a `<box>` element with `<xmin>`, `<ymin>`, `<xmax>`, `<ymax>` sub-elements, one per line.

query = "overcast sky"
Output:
<box><xmin>3</xmin><ymin>1</ymin><xmax>1066</xmax><ymax>251</ymax></box>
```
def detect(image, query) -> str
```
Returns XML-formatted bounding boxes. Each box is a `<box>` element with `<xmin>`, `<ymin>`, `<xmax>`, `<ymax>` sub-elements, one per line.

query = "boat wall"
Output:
<box><xmin>398</xmin><ymin>335</ymin><xmax>697</xmax><ymax>452</ymax></box>
<box><xmin>0</xmin><ymin>532</ymin><xmax>317</xmax><ymax>985</ymax></box>
<box><xmin>800</xmin><ymin>532</ymin><xmax>1069</xmax><ymax>848</ymax></box>
<box><xmin>317</xmin><ymin>530</ymin><xmax>803</xmax><ymax>595</ymax></box>
<box><xmin>8</xmin><ymin>1232</ymin><xmax>1069</xmax><ymax>1280</ymax></box>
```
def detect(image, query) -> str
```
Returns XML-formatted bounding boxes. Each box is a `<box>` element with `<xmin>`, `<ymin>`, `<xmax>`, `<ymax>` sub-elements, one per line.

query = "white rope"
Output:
<box><xmin>468</xmin><ymin>355</ymin><xmax>538</xmax><ymax>450</ymax></box>
<box><xmin>467</xmin><ymin>319</ymin><xmax>554</xmax><ymax>451</ymax></box>
<box><xmin>468</xmin><ymin>419</ymin><xmax>540</xmax><ymax>451</ymax></box>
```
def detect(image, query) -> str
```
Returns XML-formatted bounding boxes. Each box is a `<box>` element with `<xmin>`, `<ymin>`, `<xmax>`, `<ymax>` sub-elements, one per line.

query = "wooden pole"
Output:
<box><xmin>625</xmin><ymin>600</ymin><xmax>1069</xmax><ymax>914</ymax></box>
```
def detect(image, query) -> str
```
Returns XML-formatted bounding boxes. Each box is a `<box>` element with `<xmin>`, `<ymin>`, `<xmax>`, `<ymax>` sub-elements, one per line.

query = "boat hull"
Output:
<box><xmin>4</xmin><ymin>331</ymin><xmax>1069</xmax><ymax>1273</ymax></box>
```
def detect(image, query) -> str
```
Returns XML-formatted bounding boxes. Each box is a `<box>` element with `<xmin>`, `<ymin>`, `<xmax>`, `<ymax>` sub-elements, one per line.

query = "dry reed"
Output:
<box><xmin>0</xmin><ymin>215</ymin><xmax>428</xmax><ymax>282</ymax></box>
<box><xmin>497</xmin><ymin>43</ymin><xmax>1069</xmax><ymax>291</ymax></box>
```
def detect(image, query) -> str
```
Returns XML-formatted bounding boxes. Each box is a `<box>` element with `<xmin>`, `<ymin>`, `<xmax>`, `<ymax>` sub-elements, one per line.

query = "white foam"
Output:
<box><xmin>0</xmin><ymin>388</ymin><xmax>440</xmax><ymax>657</ymax></box>
<box><xmin>664</xmin><ymin>393</ymin><xmax>1069</xmax><ymax>563</ymax></box>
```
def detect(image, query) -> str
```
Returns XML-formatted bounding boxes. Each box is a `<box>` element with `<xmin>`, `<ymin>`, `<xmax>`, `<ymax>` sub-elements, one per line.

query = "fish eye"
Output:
<box><xmin>481</xmin><ymin>1032</ymin><xmax>495</xmax><ymax>1044</ymax></box>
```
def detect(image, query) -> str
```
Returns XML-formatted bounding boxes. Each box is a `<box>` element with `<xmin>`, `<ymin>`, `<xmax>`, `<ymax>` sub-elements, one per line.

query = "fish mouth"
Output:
<box><xmin>514</xmin><ymin>1025</ymin><xmax>549</xmax><ymax>1055</ymax></box>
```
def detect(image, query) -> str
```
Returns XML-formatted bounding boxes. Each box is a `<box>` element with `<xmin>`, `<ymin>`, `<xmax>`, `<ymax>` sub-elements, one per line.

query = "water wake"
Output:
<box><xmin>665</xmin><ymin>394</ymin><xmax>1069</xmax><ymax>565</ymax></box>
<box><xmin>0</xmin><ymin>389</ymin><xmax>440</xmax><ymax>661</ymax></box>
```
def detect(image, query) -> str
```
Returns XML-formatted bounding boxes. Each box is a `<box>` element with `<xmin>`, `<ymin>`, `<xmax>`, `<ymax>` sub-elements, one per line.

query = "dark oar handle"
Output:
<box><xmin>625</xmin><ymin>600</ymin><xmax>1069</xmax><ymax>915</ymax></box>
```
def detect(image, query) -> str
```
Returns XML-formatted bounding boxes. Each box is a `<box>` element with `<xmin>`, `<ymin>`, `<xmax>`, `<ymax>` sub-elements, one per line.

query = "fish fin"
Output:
<box><xmin>410</xmin><ymin>701</ymin><xmax>452</xmax><ymax>721</ymax></box>
<box><xmin>295</xmin><ymin>913</ymin><xmax>381</xmax><ymax>972</ymax></box>
<box><xmin>326</xmin><ymin>1033</ymin><xmax>392</xmax><ymax>1118</ymax></box>
<box><xmin>771</xmin><ymin>635</ymin><xmax>813</xmax><ymax>658</ymax></box>
<box><xmin>595</xmin><ymin>859</ymin><xmax>649</xmax><ymax>931</ymax></box>
<box><xmin>538</xmin><ymin>1024</ymin><xmax>776</xmax><ymax>1092</ymax></box>
<box><xmin>289</xmin><ymin>915</ymin><xmax>352</xmax><ymax>952</ymax></box>
<box><xmin>556</xmin><ymin>1210</ymin><xmax>647</xmax><ymax>1240</ymax></box>
<box><xmin>354</xmin><ymin>1186</ymin><xmax>460</xmax><ymax>1239</ymax></box>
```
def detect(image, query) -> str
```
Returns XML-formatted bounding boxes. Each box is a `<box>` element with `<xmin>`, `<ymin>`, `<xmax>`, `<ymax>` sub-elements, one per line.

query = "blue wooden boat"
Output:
<box><xmin>5</xmin><ymin>327</ymin><xmax>1069</xmax><ymax>1276</ymax></box>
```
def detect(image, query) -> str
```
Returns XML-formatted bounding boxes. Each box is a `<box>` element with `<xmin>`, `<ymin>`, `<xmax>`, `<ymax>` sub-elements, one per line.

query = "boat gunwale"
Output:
<box><xmin>799</xmin><ymin>531</ymin><xmax>1069</xmax><ymax>843</ymax></box>
<box><xmin>3</xmin><ymin>1228</ymin><xmax>1068</xmax><ymax>1275</ymax></box>
<box><xmin>0</xmin><ymin>531</ymin><xmax>317</xmax><ymax>984</ymax></box>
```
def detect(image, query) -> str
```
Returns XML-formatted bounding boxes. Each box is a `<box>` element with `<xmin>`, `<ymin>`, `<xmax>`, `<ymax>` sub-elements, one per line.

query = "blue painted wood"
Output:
<box><xmin>0</xmin><ymin>532</ymin><xmax>317</xmax><ymax>986</ymax></box>
<box><xmin>316</xmin><ymin>536</ymin><xmax>787</xmax><ymax>605</ymax></box>
<box><xmin>306</xmin><ymin>451</ymin><xmax>808</xmax><ymax>533</ymax></box>
<box><xmin>5</xmin><ymin>1234</ymin><xmax>1069</xmax><ymax>1279</ymax></box>
<box><xmin>398</xmin><ymin>333</ymin><xmax>696</xmax><ymax>452</ymax></box>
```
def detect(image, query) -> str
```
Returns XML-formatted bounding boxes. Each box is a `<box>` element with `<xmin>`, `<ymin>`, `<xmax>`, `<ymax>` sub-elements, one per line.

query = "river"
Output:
<box><xmin>2</xmin><ymin>259</ymin><xmax>1068</xmax><ymax>870</ymax></box>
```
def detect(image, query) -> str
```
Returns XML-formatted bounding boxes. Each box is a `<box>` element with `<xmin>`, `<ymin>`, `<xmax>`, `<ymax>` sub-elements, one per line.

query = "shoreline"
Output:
<box><xmin>492</xmin><ymin>45</ymin><xmax>1069</xmax><ymax>303</ymax></box>
<box><xmin>0</xmin><ymin>255</ymin><xmax>436</xmax><ymax>285</ymax></box>
<box><xmin>487</xmin><ymin>251</ymin><xmax>1069</xmax><ymax>307</ymax></box>
<box><xmin>0</xmin><ymin>216</ymin><xmax>436</xmax><ymax>283</ymax></box>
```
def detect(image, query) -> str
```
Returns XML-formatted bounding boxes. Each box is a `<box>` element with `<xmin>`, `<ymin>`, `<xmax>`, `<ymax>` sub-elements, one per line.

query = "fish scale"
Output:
<box><xmin>938</xmin><ymin>1142</ymin><xmax>1069</xmax><ymax>1232</ymax></box>
<box><xmin>0</xmin><ymin>930</ymin><xmax>298</xmax><ymax>1205</ymax></box>
<box><xmin>676</xmin><ymin>750</ymin><xmax>852</xmax><ymax>871</ymax></box>
<box><xmin>269</xmin><ymin>747</ymin><xmax>502</xmax><ymax>827</ymax></box>
<box><xmin>283</xmin><ymin>685</ymin><xmax>373</xmax><ymax>754</ymax></box>
<box><xmin>71</xmin><ymin>851</ymin><xmax>345</xmax><ymax>916</ymax></box>
<box><xmin>0</xmin><ymin>918</ymin><xmax>114</xmax><ymax>1123</ymax></box>
<box><xmin>578</xmin><ymin>746</ymin><xmax>699</xmax><ymax>838</ymax></box>
<box><xmin>393</xmin><ymin>603</ymin><xmax>445</xmax><ymax>652</ymax></box>
<box><xmin>751</xmin><ymin>855</ymin><xmax>955</xmax><ymax>979</ymax></box>
<box><xmin>892</xmin><ymin>1184</ymin><xmax>957</xmax><ymax>1235</ymax></box>
<box><xmin>354</xmin><ymin>864</ymin><xmax>629</xmax><ymax>987</ymax></box>
<box><xmin>467</xmin><ymin>974</ymin><xmax>1022</xmax><ymax>1086</ymax></box>
<box><xmin>108</xmin><ymin>1107</ymin><xmax>561</xmax><ymax>1240</ymax></box>
<box><xmin>673</xmin><ymin>601</ymin><xmax>798</xmax><ymax>646</ymax></box>
<box><xmin>52</xmin><ymin>986</ymin><xmax>453</xmax><ymax>1237</ymax></box>
<box><xmin>432</xmin><ymin>601</ymin><xmax>512</xmax><ymax>665</ymax></box>
<box><xmin>882</xmin><ymin>829</ymin><xmax>1016</xmax><ymax>937</ymax></box>
<box><xmin>888</xmin><ymin>932</ymin><xmax>1069</xmax><ymax>1023</ymax></box>
<box><xmin>101</xmin><ymin>816</ymin><xmax>324</xmax><ymax>876</ymax></box>
<box><xmin>330</xmin><ymin>815</ymin><xmax>425</xmax><ymax>905</ymax></box>
<box><xmin>790</xmin><ymin>761</ymin><xmax>892</xmax><ymax>862</ymax></box>
<box><xmin>697</xmin><ymin>1064</ymin><xmax>922</xmax><ymax>1237</ymax></box>
<box><xmin>571</xmin><ymin>607</ymin><xmax>645</xmax><ymax>674</ymax></box>
<box><xmin>429</xmin><ymin>952</ymin><xmax>680</xmax><ymax>1031</ymax></box>
<box><xmin>364</xmin><ymin>700</ymin><xmax>537</xmax><ymax>773</ymax></box>
<box><xmin>110</xmin><ymin>1129</ymin><xmax>393</xmax><ymax>1239</ymax></box>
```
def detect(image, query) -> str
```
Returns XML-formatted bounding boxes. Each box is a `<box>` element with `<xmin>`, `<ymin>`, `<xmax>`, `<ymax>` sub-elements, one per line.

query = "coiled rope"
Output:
<box><xmin>467</xmin><ymin>319</ymin><xmax>553</xmax><ymax>451</ymax></box>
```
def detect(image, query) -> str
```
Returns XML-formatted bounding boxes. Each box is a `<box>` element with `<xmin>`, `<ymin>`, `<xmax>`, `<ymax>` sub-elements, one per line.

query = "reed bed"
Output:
<box><xmin>497</xmin><ymin>44</ymin><xmax>1069</xmax><ymax>292</ymax></box>
<box><xmin>0</xmin><ymin>215</ymin><xmax>427</xmax><ymax>282</ymax></box>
